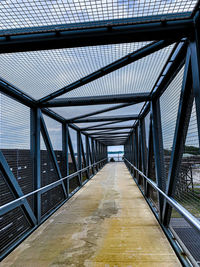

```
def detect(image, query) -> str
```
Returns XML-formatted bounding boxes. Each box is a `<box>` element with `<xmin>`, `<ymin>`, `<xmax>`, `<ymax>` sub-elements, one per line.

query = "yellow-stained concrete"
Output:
<box><xmin>1</xmin><ymin>163</ymin><xmax>181</xmax><ymax>267</ymax></box>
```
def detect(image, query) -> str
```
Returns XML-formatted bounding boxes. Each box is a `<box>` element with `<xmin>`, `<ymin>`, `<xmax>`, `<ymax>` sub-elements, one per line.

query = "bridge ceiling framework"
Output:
<box><xmin>1</xmin><ymin>0</ymin><xmax>200</xmax><ymax>265</ymax></box>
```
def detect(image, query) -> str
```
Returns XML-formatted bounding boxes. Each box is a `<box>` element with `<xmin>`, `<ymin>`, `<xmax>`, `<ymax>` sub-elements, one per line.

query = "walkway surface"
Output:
<box><xmin>2</xmin><ymin>162</ymin><xmax>181</xmax><ymax>267</ymax></box>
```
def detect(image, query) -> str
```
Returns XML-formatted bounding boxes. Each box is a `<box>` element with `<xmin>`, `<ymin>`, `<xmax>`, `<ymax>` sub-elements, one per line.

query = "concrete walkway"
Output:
<box><xmin>2</xmin><ymin>163</ymin><xmax>181</xmax><ymax>267</ymax></box>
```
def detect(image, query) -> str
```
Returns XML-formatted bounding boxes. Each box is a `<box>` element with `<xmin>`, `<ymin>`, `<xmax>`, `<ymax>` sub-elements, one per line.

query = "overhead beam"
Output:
<box><xmin>80</xmin><ymin>120</ymin><xmax>128</xmax><ymax>131</ymax></box>
<box><xmin>82</xmin><ymin>126</ymin><xmax>134</xmax><ymax>131</ymax></box>
<box><xmin>0</xmin><ymin>14</ymin><xmax>192</xmax><ymax>54</ymax></box>
<box><xmin>95</xmin><ymin>135</ymin><xmax>128</xmax><ymax>139</ymax></box>
<box><xmin>70</xmin><ymin>115</ymin><xmax>138</xmax><ymax>123</ymax></box>
<box><xmin>90</xmin><ymin>131</ymin><xmax>130</xmax><ymax>136</ymax></box>
<box><xmin>41</xmin><ymin>93</ymin><xmax>150</xmax><ymax>107</ymax></box>
<box><xmin>69</xmin><ymin>103</ymin><xmax>135</xmax><ymax>121</ymax></box>
<box><xmin>39</xmin><ymin>40</ymin><xmax>173</xmax><ymax>103</ymax></box>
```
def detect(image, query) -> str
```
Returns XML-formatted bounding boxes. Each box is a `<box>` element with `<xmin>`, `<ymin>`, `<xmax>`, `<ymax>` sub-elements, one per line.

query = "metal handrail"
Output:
<box><xmin>0</xmin><ymin>158</ymin><xmax>107</xmax><ymax>215</ymax></box>
<box><xmin>124</xmin><ymin>157</ymin><xmax>200</xmax><ymax>233</ymax></box>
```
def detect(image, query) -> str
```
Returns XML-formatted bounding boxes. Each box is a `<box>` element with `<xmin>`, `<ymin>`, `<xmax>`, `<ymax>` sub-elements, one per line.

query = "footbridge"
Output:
<box><xmin>1</xmin><ymin>1</ymin><xmax>200</xmax><ymax>266</ymax></box>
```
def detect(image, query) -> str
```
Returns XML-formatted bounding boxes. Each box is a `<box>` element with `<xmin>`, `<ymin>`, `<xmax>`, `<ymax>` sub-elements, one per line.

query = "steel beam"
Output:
<box><xmin>39</xmin><ymin>40</ymin><xmax>173</xmax><ymax>103</ymax></box>
<box><xmin>151</xmin><ymin>98</ymin><xmax>166</xmax><ymax>222</ymax></box>
<box><xmin>40</xmin><ymin>114</ymin><xmax>67</xmax><ymax>198</ymax></box>
<box><xmin>42</xmin><ymin>93</ymin><xmax>150</xmax><ymax>107</ymax></box>
<box><xmin>69</xmin><ymin>103</ymin><xmax>135</xmax><ymax>121</ymax></box>
<box><xmin>140</xmin><ymin>119</ymin><xmax>147</xmax><ymax>192</ymax></box>
<box><xmin>77</xmin><ymin>131</ymin><xmax>82</xmax><ymax>184</ymax></box>
<box><xmin>80</xmin><ymin>134</ymin><xmax>89</xmax><ymax>179</ymax></box>
<box><xmin>62</xmin><ymin>123</ymin><xmax>69</xmax><ymax>194</ymax></box>
<box><xmin>30</xmin><ymin>108</ymin><xmax>41</xmax><ymax>223</ymax></box>
<box><xmin>152</xmin><ymin>40</ymin><xmax>188</xmax><ymax>100</ymax></box>
<box><xmin>68</xmin><ymin>129</ymin><xmax>78</xmax><ymax>172</ymax></box>
<box><xmin>82</xmin><ymin>126</ymin><xmax>134</xmax><ymax>131</ymax></box>
<box><xmin>146</xmin><ymin>116</ymin><xmax>153</xmax><ymax>197</ymax></box>
<box><xmin>190</xmin><ymin>25</ymin><xmax>200</xmax><ymax>148</ymax></box>
<box><xmin>0</xmin><ymin>15</ymin><xmax>193</xmax><ymax>54</ymax></box>
<box><xmin>70</xmin><ymin>115</ymin><xmax>138</xmax><ymax>123</ymax></box>
<box><xmin>82</xmin><ymin>120</ymin><xmax>129</xmax><ymax>131</ymax></box>
<box><xmin>90</xmin><ymin>132</ymin><xmax>130</xmax><ymax>136</ymax></box>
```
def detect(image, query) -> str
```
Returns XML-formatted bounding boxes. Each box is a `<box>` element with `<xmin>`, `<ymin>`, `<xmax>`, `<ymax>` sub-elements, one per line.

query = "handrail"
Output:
<box><xmin>124</xmin><ymin>157</ymin><xmax>200</xmax><ymax>233</ymax></box>
<box><xmin>0</xmin><ymin>158</ymin><xmax>107</xmax><ymax>215</ymax></box>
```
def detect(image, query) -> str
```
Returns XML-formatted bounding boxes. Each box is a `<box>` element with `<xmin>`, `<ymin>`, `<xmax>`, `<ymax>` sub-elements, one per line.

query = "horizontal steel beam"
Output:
<box><xmin>42</xmin><ymin>93</ymin><xmax>150</xmax><ymax>107</ymax></box>
<box><xmin>39</xmin><ymin>40</ymin><xmax>172</xmax><ymax>103</ymax></box>
<box><xmin>69</xmin><ymin>103</ymin><xmax>134</xmax><ymax>121</ymax></box>
<box><xmin>83</xmin><ymin>126</ymin><xmax>134</xmax><ymax>131</ymax></box>
<box><xmin>0</xmin><ymin>14</ymin><xmax>193</xmax><ymax>54</ymax></box>
<box><xmin>90</xmin><ymin>131</ymin><xmax>130</xmax><ymax>136</ymax></box>
<box><xmin>71</xmin><ymin>115</ymin><xmax>138</xmax><ymax>123</ymax></box>
<box><xmin>80</xmin><ymin>119</ymin><xmax>132</xmax><ymax>131</ymax></box>
<box><xmin>95</xmin><ymin>136</ymin><xmax>128</xmax><ymax>139</ymax></box>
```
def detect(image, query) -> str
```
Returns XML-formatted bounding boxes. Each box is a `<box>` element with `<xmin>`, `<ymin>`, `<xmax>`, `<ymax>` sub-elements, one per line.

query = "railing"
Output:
<box><xmin>124</xmin><ymin>157</ymin><xmax>200</xmax><ymax>266</ymax></box>
<box><xmin>124</xmin><ymin>157</ymin><xmax>200</xmax><ymax>234</ymax></box>
<box><xmin>0</xmin><ymin>158</ymin><xmax>107</xmax><ymax>216</ymax></box>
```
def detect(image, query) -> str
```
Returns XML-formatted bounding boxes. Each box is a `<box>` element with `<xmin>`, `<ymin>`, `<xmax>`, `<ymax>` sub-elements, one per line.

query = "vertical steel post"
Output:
<box><xmin>86</xmin><ymin>135</ymin><xmax>90</xmax><ymax>177</ymax></box>
<box><xmin>140</xmin><ymin>119</ymin><xmax>147</xmax><ymax>192</ymax></box>
<box><xmin>30</xmin><ymin>108</ymin><xmax>41</xmax><ymax>223</ymax></box>
<box><xmin>190</xmin><ymin>25</ymin><xmax>200</xmax><ymax>147</ymax></box>
<box><xmin>146</xmin><ymin>116</ymin><xmax>153</xmax><ymax>197</ymax></box>
<box><xmin>62</xmin><ymin>123</ymin><xmax>69</xmax><ymax>195</ymax></box>
<box><xmin>151</xmin><ymin>98</ymin><xmax>166</xmax><ymax>222</ymax></box>
<box><xmin>77</xmin><ymin>131</ymin><xmax>82</xmax><ymax>185</ymax></box>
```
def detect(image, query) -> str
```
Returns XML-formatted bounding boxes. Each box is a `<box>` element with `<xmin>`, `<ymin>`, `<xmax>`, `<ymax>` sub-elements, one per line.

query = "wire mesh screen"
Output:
<box><xmin>0</xmin><ymin>1</ymin><xmax>196</xmax><ymax>31</ymax></box>
<box><xmin>0</xmin><ymin>93</ymin><xmax>33</xmax><ymax>255</ymax></box>
<box><xmin>173</xmin><ymin>100</ymin><xmax>200</xmax><ymax>218</ymax></box>
<box><xmin>0</xmin><ymin>94</ymin><xmax>34</xmax><ymax>210</ymax></box>
<box><xmin>68</xmin><ymin>127</ymin><xmax>79</xmax><ymax>193</ymax></box>
<box><xmin>40</xmin><ymin>134</ymin><xmax>65</xmax><ymax>217</ymax></box>
<box><xmin>58</xmin><ymin>45</ymin><xmax>174</xmax><ymax>98</ymax></box>
<box><xmin>0</xmin><ymin>43</ymin><xmax>148</xmax><ymax>100</ymax></box>
<box><xmin>160</xmin><ymin>66</ymin><xmax>184</xmax><ymax>179</ymax></box>
<box><xmin>43</xmin><ymin>114</ymin><xmax>66</xmax><ymax>178</ymax></box>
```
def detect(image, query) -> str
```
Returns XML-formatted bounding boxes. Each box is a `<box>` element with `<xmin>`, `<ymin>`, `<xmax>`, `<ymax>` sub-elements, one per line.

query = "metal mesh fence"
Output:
<box><xmin>173</xmin><ymin>100</ymin><xmax>200</xmax><ymax>218</ymax></box>
<box><xmin>160</xmin><ymin>66</ymin><xmax>184</xmax><ymax>178</ymax></box>
<box><xmin>58</xmin><ymin>45</ymin><xmax>174</xmax><ymax>98</ymax></box>
<box><xmin>0</xmin><ymin>43</ymin><xmax>148</xmax><ymax>99</ymax></box>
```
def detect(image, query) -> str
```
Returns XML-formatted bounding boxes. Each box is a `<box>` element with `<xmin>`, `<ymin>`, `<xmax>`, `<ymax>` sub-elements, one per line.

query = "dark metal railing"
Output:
<box><xmin>0</xmin><ymin>158</ymin><xmax>107</xmax><ymax>217</ymax></box>
<box><xmin>124</xmin><ymin>158</ymin><xmax>200</xmax><ymax>234</ymax></box>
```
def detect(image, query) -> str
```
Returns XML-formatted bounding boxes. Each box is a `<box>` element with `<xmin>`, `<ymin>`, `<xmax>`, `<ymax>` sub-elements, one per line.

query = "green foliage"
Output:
<box><xmin>184</xmin><ymin>145</ymin><xmax>200</xmax><ymax>155</ymax></box>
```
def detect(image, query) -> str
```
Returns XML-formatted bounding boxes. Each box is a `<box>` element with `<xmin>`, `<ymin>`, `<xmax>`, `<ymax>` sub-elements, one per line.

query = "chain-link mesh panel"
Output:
<box><xmin>173</xmin><ymin>100</ymin><xmax>200</xmax><ymax>218</ymax></box>
<box><xmin>40</xmin><ymin>134</ymin><xmax>65</xmax><ymax>217</ymax></box>
<box><xmin>160</xmin><ymin>66</ymin><xmax>184</xmax><ymax>179</ymax></box>
<box><xmin>0</xmin><ymin>94</ymin><xmax>34</xmax><ymax>211</ymax></box>
<box><xmin>58</xmin><ymin>45</ymin><xmax>174</xmax><ymax>98</ymax></box>
<box><xmin>0</xmin><ymin>43</ymin><xmax>148</xmax><ymax>99</ymax></box>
